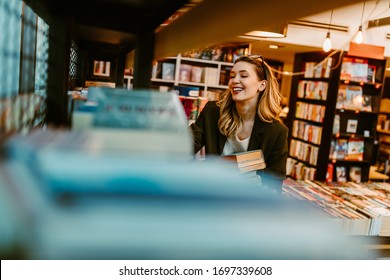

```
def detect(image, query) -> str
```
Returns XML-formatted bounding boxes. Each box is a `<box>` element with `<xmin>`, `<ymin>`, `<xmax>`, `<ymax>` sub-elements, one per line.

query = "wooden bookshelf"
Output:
<box><xmin>150</xmin><ymin>47</ymin><xmax>284</xmax><ymax>100</ymax></box>
<box><xmin>286</xmin><ymin>51</ymin><xmax>386</xmax><ymax>182</ymax></box>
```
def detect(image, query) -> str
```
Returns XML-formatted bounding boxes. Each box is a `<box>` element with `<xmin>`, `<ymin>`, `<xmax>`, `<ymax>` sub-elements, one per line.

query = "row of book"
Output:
<box><xmin>326</xmin><ymin>164</ymin><xmax>362</xmax><ymax>183</ymax></box>
<box><xmin>181</xmin><ymin>45</ymin><xmax>250</xmax><ymax>63</ymax></box>
<box><xmin>286</xmin><ymin>157</ymin><xmax>316</xmax><ymax>180</ymax></box>
<box><xmin>377</xmin><ymin>134</ymin><xmax>390</xmax><ymax>176</ymax></box>
<box><xmin>297</xmin><ymin>80</ymin><xmax>328</xmax><ymax>101</ymax></box>
<box><xmin>289</xmin><ymin>139</ymin><xmax>319</xmax><ymax>166</ymax></box>
<box><xmin>153</xmin><ymin>62</ymin><xmax>176</xmax><ymax>80</ymax></box>
<box><xmin>178</xmin><ymin>96</ymin><xmax>208</xmax><ymax>121</ymax></box>
<box><xmin>292</xmin><ymin>120</ymin><xmax>322</xmax><ymax>145</ymax></box>
<box><xmin>178</xmin><ymin>64</ymin><xmax>220</xmax><ymax>85</ymax></box>
<box><xmin>303</xmin><ymin>58</ymin><xmax>332</xmax><ymax>79</ymax></box>
<box><xmin>282</xmin><ymin>178</ymin><xmax>390</xmax><ymax>236</ymax></box>
<box><xmin>329</xmin><ymin>138</ymin><xmax>364</xmax><ymax>161</ymax></box>
<box><xmin>295</xmin><ymin>102</ymin><xmax>326</xmax><ymax>123</ymax></box>
<box><xmin>336</xmin><ymin>85</ymin><xmax>372</xmax><ymax>112</ymax></box>
<box><xmin>340</xmin><ymin>57</ymin><xmax>376</xmax><ymax>83</ymax></box>
<box><xmin>152</xmin><ymin>60</ymin><xmax>228</xmax><ymax>87</ymax></box>
<box><xmin>378</xmin><ymin>114</ymin><xmax>390</xmax><ymax>131</ymax></box>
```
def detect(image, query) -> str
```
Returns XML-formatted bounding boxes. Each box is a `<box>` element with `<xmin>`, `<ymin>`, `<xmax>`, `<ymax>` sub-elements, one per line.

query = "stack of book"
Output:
<box><xmin>282</xmin><ymin>178</ymin><xmax>390</xmax><ymax>236</ymax></box>
<box><xmin>222</xmin><ymin>149</ymin><xmax>266</xmax><ymax>173</ymax></box>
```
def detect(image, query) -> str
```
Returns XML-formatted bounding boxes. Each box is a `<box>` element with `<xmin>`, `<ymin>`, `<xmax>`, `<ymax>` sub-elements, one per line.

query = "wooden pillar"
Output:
<box><xmin>132</xmin><ymin>23</ymin><xmax>155</xmax><ymax>89</ymax></box>
<box><xmin>45</xmin><ymin>16</ymin><xmax>70</xmax><ymax>126</ymax></box>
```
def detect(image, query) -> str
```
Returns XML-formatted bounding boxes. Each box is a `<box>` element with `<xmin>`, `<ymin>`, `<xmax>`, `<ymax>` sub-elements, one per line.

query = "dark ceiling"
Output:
<box><xmin>24</xmin><ymin>0</ymin><xmax>190</xmax><ymax>49</ymax></box>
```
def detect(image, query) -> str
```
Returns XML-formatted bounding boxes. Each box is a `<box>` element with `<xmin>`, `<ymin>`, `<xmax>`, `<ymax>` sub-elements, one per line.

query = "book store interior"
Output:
<box><xmin>2</xmin><ymin>0</ymin><xmax>390</xmax><ymax>260</ymax></box>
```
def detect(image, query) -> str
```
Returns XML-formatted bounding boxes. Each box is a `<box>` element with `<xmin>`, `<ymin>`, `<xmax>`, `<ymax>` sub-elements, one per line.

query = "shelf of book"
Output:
<box><xmin>378</xmin><ymin>129</ymin><xmax>390</xmax><ymax>135</ymax></box>
<box><xmin>286</xmin><ymin>51</ymin><xmax>341</xmax><ymax>181</ymax></box>
<box><xmin>151</xmin><ymin>48</ymin><xmax>284</xmax><ymax>100</ymax></box>
<box><xmin>377</xmin><ymin>102</ymin><xmax>390</xmax><ymax>175</ymax></box>
<box><xmin>328</xmin><ymin>49</ymin><xmax>387</xmax><ymax>182</ymax></box>
<box><xmin>287</xmin><ymin>51</ymin><xmax>386</xmax><ymax>182</ymax></box>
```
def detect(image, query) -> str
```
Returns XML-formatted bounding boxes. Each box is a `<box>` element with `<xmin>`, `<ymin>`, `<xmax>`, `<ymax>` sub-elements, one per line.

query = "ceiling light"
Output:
<box><xmin>243</xmin><ymin>25</ymin><xmax>288</xmax><ymax>38</ymax></box>
<box><xmin>322</xmin><ymin>32</ymin><xmax>332</xmax><ymax>52</ymax></box>
<box><xmin>355</xmin><ymin>25</ymin><xmax>364</xmax><ymax>44</ymax></box>
<box><xmin>322</xmin><ymin>10</ymin><xmax>333</xmax><ymax>53</ymax></box>
<box><xmin>269</xmin><ymin>44</ymin><xmax>284</xmax><ymax>49</ymax></box>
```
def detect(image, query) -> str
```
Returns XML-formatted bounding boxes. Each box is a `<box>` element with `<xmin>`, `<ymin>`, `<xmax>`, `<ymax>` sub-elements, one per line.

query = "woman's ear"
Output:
<box><xmin>258</xmin><ymin>81</ymin><xmax>267</xmax><ymax>91</ymax></box>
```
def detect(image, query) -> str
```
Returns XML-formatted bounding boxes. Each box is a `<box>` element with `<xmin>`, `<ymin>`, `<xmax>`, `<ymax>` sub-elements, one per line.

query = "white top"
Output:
<box><xmin>221</xmin><ymin>134</ymin><xmax>250</xmax><ymax>156</ymax></box>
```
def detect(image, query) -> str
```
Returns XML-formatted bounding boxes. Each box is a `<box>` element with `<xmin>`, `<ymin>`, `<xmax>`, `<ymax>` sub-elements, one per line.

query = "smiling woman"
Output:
<box><xmin>190</xmin><ymin>55</ymin><xmax>288</xmax><ymax>193</ymax></box>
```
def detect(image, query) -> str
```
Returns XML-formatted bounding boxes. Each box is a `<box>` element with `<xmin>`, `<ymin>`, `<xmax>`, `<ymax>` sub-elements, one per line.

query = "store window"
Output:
<box><xmin>0</xmin><ymin>1</ymin><xmax>49</xmax><ymax>134</ymax></box>
<box><xmin>34</xmin><ymin>16</ymin><xmax>49</xmax><ymax>98</ymax></box>
<box><xmin>0</xmin><ymin>0</ymin><xmax>22</xmax><ymax>97</ymax></box>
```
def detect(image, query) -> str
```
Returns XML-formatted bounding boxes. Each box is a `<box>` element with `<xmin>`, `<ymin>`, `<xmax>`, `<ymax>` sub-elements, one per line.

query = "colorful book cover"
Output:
<box><xmin>361</xmin><ymin>95</ymin><xmax>372</xmax><ymax>112</ymax></box>
<box><xmin>346</xmin><ymin>119</ymin><xmax>358</xmax><ymax>134</ymax></box>
<box><xmin>335</xmin><ymin>139</ymin><xmax>348</xmax><ymax>160</ymax></box>
<box><xmin>340</xmin><ymin>57</ymin><xmax>353</xmax><ymax>80</ymax></box>
<box><xmin>179</xmin><ymin>64</ymin><xmax>192</xmax><ymax>82</ymax></box>
<box><xmin>345</xmin><ymin>85</ymin><xmax>363</xmax><ymax>110</ymax></box>
<box><xmin>162</xmin><ymin>62</ymin><xmax>175</xmax><ymax>80</ymax></box>
<box><xmin>346</xmin><ymin>139</ymin><xmax>364</xmax><ymax>161</ymax></box>
<box><xmin>336</xmin><ymin>166</ymin><xmax>347</xmax><ymax>182</ymax></box>
<box><xmin>349</xmin><ymin>166</ymin><xmax>362</xmax><ymax>183</ymax></box>
<box><xmin>367</xmin><ymin>65</ymin><xmax>376</xmax><ymax>83</ymax></box>
<box><xmin>326</xmin><ymin>163</ymin><xmax>334</xmax><ymax>183</ymax></box>
<box><xmin>351</xmin><ymin>58</ymin><xmax>368</xmax><ymax>82</ymax></box>
<box><xmin>333</xmin><ymin>114</ymin><xmax>340</xmax><ymax>135</ymax></box>
<box><xmin>336</xmin><ymin>85</ymin><xmax>347</xmax><ymax>109</ymax></box>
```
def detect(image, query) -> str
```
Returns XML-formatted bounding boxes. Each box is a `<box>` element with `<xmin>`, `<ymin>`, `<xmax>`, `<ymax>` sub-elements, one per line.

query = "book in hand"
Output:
<box><xmin>222</xmin><ymin>149</ymin><xmax>266</xmax><ymax>173</ymax></box>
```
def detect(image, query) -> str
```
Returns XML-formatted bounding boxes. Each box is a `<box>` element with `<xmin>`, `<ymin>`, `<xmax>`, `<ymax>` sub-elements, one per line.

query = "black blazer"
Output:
<box><xmin>190</xmin><ymin>101</ymin><xmax>288</xmax><ymax>191</ymax></box>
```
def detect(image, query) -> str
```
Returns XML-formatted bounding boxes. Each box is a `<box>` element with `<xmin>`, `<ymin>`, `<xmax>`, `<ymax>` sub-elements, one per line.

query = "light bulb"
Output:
<box><xmin>355</xmin><ymin>26</ymin><xmax>363</xmax><ymax>44</ymax></box>
<box><xmin>322</xmin><ymin>32</ymin><xmax>332</xmax><ymax>52</ymax></box>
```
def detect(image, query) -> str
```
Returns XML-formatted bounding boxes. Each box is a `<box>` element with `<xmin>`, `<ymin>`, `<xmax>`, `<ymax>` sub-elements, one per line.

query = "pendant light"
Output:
<box><xmin>355</xmin><ymin>1</ymin><xmax>366</xmax><ymax>44</ymax></box>
<box><xmin>322</xmin><ymin>9</ymin><xmax>333</xmax><ymax>52</ymax></box>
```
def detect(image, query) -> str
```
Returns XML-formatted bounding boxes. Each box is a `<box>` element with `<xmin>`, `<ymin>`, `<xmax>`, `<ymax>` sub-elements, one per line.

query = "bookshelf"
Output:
<box><xmin>151</xmin><ymin>43</ymin><xmax>284</xmax><ymax>99</ymax></box>
<box><xmin>151</xmin><ymin>54</ymin><xmax>233</xmax><ymax>99</ymax></box>
<box><xmin>286</xmin><ymin>51</ymin><xmax>341</xmax><ymax>181</ymax></box>
<box><xmin>377</xmin><ymin>99</ymin><xmax>390</xmax><ymax>176</ymax></box>
<box><xmin>286</xmin><ymin>51</ymin><xmax>386</xmax><ymax>182</ymax></box>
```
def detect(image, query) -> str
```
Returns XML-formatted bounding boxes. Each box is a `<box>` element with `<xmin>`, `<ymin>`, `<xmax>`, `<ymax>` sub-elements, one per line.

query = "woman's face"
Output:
<box><xmin>228</xmin><ymin>61</ymin><xmax>266</xmax><ymax>103</ymax></box>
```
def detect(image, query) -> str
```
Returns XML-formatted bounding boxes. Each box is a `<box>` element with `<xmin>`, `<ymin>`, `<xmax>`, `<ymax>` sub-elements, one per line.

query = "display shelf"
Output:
<box><xmin>151</xmin><ymin>54</ymin><xmax>234</xmax><ymax>95</ymax></box>
<box><xmin>377</xmin><ymin>110</ymin><xmax>390</xmax><ymax>176</ymax></box>
<box><xmin>286</xmin><ymin>51</ymin><xmax>386</xmax><ymax>182</ymax></box>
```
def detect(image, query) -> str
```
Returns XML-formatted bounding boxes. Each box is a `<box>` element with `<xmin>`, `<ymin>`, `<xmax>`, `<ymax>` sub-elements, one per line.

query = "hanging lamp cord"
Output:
<box><xmin>328</xmin><ymin>9</ymin><xmax>333</xmax><ymax>32</ymax></box>
<box><xmin>360</xmin><ymin>1</ymin><xmax>366</xmax><ymax>26</ymax></box>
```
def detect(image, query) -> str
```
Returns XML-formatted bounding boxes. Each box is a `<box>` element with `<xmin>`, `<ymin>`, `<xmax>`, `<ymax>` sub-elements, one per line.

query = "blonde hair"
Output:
<box><xmin>217</xmin><ymin>55</ymin><xmax>282</xmax><ymax>137</ymax></box>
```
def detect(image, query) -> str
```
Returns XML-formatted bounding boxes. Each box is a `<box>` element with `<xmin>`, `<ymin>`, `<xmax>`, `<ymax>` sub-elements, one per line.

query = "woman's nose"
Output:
<box><xmin>232</xmin><ymin>76</ymin><xmax>240</xmax><ymax>83</ymax></box>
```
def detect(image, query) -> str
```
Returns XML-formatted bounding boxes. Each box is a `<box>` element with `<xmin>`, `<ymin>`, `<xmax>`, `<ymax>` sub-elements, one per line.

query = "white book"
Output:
<box><xmin>204</xmin><ymin>67</ymin><xmax>219</xmax><ymax>85</ymax></box>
